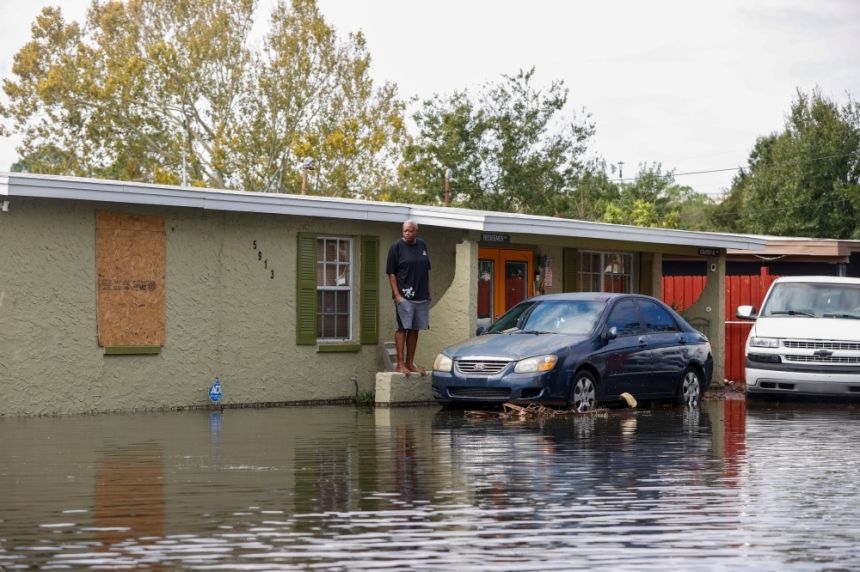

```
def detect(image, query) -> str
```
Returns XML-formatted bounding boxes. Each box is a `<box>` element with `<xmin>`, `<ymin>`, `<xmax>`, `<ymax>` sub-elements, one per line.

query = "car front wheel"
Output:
<box><xmin>570</xmin><ymin>371</ymin><xmax>598</xmax><ymax>412</ymax></box>
<box><xmin>677</xmin><ymin>367</ymin><xmax>701</xmax><ymax>407</ymax></box>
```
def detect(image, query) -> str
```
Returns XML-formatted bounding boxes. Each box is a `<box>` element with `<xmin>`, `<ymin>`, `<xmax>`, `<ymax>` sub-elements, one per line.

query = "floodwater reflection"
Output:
<box><xmin>1</xmin><ymin>400</ymin><xmax>860</xmax><ymax>569</ymax></box>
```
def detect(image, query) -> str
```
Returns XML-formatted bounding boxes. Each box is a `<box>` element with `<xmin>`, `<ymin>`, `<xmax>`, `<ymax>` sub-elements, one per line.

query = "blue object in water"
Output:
<box><xmin>209</xmin><ymin>377</ymin><xmax>223</xmax><ymax>403</ymax></box>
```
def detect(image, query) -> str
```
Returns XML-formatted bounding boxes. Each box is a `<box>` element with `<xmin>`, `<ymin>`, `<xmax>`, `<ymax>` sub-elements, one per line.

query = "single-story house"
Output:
<box><xmin>664</xmin><ymin>236</ymin><xmax>860</xmax><ymax>382</ymax></box>
<box><xmin>0</xmin><ymin>173</ymin><xmax>767</xmax><ymax>415</ymax></box>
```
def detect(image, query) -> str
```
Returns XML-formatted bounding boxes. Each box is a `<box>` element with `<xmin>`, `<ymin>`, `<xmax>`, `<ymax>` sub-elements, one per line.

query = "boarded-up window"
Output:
<box><xmin>96</xmin><ymin>212</ymin><xmax>166</xmax><ymax>348</ymax></box>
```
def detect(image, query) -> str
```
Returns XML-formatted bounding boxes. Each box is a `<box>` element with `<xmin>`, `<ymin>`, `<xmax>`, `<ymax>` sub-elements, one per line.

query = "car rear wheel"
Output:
<box><xmin>570</xmin><ymin>371</ymin><xmax>597</xmax><ymax>412</ymax></box>
<box><xmin>677</xmin><ymin>367</ymin><xmax>701</xmax><ymax>407</ymax></box>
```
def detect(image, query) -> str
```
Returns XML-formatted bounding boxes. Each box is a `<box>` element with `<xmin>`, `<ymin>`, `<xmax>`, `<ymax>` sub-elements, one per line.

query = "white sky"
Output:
<box><xmin>1</xmin><ymin>0</ymin><xmax>859</xmax><ymax>197</ymax></box>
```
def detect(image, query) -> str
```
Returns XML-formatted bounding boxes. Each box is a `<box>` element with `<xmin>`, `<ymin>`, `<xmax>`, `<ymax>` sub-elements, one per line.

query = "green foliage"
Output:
<box><xmin>1</xmin><ymin>0</ymin><xmax>406</xmax><ymax>195</ymax></box>
<box><xmin>602</xmin><ymin>163</ymin><xmax>710</xmax><ymax>229</ymax></box>
<box><xmin>355</xmin><ymin>390</ymin><xmax>374</xmax><ymax>407</ymax></box>
<box><xmin>400</xmin><ymin>68</ymin><xmax>597</xmax><ymax>215</ymax></box>
<box><xmin>708</xmin><ymin>89</ymin><xmax>860</xmax><ymax>238</ymax></box>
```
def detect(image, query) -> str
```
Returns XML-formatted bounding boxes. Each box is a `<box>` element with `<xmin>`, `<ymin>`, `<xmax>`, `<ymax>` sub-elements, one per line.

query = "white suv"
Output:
<box><xmin>736</xmin><ymin>276</ymin><xmax>860</xmax><ymax>398</ymax></box>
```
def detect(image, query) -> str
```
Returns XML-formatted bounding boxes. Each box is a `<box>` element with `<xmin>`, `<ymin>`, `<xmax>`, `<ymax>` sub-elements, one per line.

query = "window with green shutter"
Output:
<box><xmin>296</xmin><ymin>233</ymin><xmax>379</xmax><ymax>348</ymax></box>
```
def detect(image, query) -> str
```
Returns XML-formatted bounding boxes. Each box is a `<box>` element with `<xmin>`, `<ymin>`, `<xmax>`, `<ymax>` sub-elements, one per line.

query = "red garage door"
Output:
<box><xmin>663</xmin><ymin>269</ymin><xmax>780</xmax><ymax>383</ymax></box>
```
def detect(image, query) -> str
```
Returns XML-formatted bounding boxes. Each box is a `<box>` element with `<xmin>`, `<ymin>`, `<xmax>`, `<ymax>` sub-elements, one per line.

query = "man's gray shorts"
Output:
<box><xmin>395</xmin><ymin>299</ymin><xmax>430</xmax><ymax>330</ymax></box>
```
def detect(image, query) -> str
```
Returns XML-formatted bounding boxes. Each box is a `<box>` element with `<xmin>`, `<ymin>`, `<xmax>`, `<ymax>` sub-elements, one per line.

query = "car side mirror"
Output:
<box><xmin>736</xmin><ymin>305</ymin><xmax>757</xmax><ymax>320</ymax></box>
<box><xmin>602</xmin><ymin>326</ymin><xmax>618</xmax><ymax>344</ymax></box>
<box><xmin>476</xmin><ymin>325</ymin><xmax>488</xmax><ymax>336</ymax></box>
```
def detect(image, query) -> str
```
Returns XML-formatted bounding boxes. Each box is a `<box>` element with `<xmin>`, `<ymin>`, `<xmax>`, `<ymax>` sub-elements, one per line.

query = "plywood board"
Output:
<box><xmin>96</xmin><ymin>212</ymin><xmax>166</xmax><ymax>347</ymax></box>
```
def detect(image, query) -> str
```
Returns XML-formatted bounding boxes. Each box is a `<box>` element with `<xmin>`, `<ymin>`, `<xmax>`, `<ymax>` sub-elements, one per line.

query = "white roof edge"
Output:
<box><xmin>1</xmin><ymin>172</ymin><xmax>767</xmax><ymax>251</ymax></box>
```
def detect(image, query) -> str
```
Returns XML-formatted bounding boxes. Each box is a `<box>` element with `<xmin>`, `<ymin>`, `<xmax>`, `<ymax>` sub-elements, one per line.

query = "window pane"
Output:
<box><xmin>319</xmin><ymin>315</ymin><xmax>335</xmax><ymax>338</ymax></box>
<box><xmin>338</xmin><ymin>240</ymin><xmax>350</xmax><ymax>263</ymax></box>
<box><xmin>640</xmin><ymin>300</ymin><xmax>679</xmax><ymax>333</ymax></box>
<box><xmin>324</xmin><ymin>264</ymin><xmax>338</xmax><ymax>287</ymax></box>
<box><xmin>505</xmin><ymin>261</ymin><xmax>528</xmax><ymax>310</ymax></box>
<box><xmin>335</xmin><ymin>316</ymin><xmax>349</xmax><ymax>338</ymax></box>
<box><xmin>606</xmin><ymin>300</ymin><xmax>641</xmax><ymax>336</ymax></box>
<box><xmin>316</xmin><ymin>262</ymin><xmax>325</xmax><ymax>287</ymax></box>
<box><xmin>335</xmin><ymin>291</ymin><xmax>349</xmax><ymax>313</ymax></box>
<box><xmin>604</xmin><ymin>253</ymin><xmax>620</xmax><ymax>274</ymax></box>
<box><xmin>325</xmin><ymin>239</ymin><xmax>337</xmax><ymax>262</ymax></box>
<box><xmin>478</xmin><ymin>260</ymin><xmax>494</xmax><ymax>319</ymax></box>
<box><xmin>337</xmin><ymin>263</ymin><xmax>350</xmax><ymax>286</ymax></box>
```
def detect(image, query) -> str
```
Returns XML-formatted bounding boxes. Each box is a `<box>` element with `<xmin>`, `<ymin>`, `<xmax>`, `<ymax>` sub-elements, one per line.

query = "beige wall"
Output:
<box><xmin>0</xmin><ymin>199</ymin><xmax>470</xmax><ymax>415</ymax></box>
<box><xmin>0</xmin><ymin>198</ymin><xmax>726</xmax><ymax>415</ymax></box>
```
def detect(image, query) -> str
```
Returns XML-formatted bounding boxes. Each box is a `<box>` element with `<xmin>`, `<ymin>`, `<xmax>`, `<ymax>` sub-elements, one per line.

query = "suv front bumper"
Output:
<box><xmin>746</xmin><ymin>366</ymin><xmax>860</xmax><ymax>397</ymax></box>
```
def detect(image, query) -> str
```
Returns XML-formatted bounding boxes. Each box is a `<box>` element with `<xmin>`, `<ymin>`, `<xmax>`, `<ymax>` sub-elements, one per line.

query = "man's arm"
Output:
<box><xmin>388</xmin><ymin>273</ymin><xmax>401</xmax><ymax>304</ymax></box>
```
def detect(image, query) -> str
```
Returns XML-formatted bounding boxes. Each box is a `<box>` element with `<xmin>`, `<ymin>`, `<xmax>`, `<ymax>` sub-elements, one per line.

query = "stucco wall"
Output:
<box><xmin>0</xmin><ymin>199</ymin><xmax>466</xmax><ymax>415</ymax></box>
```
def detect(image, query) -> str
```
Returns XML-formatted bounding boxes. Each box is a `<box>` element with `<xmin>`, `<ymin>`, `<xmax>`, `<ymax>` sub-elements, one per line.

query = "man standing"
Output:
<box><xmin>386</xmin><ymin>220</ymin><xmax>431</xmax><ymax>376</ymax></box>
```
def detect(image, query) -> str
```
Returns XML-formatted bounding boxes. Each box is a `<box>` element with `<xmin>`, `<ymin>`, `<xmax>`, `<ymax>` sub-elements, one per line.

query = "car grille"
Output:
<box><xmin>449</xmin><ymin>387</ymin><xmax>511</xmax><ymax>399</ymax></box>
<box><xmin>455</xmin><ymin>359</ymin><xmax>510</xmax><ymax>375</ymax></box>
<box><xmin>784</xmin><ymin>355</ymin><xmax>860</xmax><ymax>364</ymax></box>
<box><xmin>784</xmin><ymin>340</ymin><xmax>860</xmax><ymax>351</ymax></box>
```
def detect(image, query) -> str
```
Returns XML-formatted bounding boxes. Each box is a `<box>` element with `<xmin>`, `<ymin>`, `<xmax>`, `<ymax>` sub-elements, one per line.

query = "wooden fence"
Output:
<box><xmin>662</xmin><ymin>269</ymin><xmax>780</xmax><ymax>383</ymax></box>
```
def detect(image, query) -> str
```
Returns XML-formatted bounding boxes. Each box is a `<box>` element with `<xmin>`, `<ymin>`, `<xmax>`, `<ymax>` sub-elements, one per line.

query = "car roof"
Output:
<box><xmin>530</xmin><ymin>292</ymin><xmax>651</xmax><ymax>302</ymax></box>
<box><xmin>772</xmin><ymin>276</ymin><xmax>860</xmax><ymax>286</ymax></box>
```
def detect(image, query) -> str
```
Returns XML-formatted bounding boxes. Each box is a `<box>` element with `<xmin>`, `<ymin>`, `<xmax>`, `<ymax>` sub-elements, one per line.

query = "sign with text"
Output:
<box><xmin>698</xmin><ymin>247</ymin><xmax>722</xmax><ymax>257</ymax></box>
<box><xmin>480</xmin><ymin>232</ymin><xmax>510</xmax><ymax>243</ymax></box>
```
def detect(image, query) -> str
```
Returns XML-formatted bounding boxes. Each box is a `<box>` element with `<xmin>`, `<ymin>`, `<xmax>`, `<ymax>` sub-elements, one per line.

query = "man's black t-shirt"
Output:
<box><xmin>386</xmin><ymin>238</ymin><xmax>431</xmax><ymax>301</ymax></box>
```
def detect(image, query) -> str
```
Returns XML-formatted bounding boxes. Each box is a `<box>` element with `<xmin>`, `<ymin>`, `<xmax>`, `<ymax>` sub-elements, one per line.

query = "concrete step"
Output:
<box><xmin>379</xmin><ymin>341</ymin><xmax>397</xmax><ymax>372</ymax></box>
<box><xmin>375</xmin><ymin>372</ymin><xmax>434</xmax><ymax>406</ymax></box>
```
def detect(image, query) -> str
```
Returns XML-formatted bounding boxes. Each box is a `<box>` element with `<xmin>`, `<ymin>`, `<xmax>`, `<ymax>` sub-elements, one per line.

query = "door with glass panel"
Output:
<box><xmin>477</xmin><ymin>248</ymin><xmax>533</xmax><ymax>329</ymax></box>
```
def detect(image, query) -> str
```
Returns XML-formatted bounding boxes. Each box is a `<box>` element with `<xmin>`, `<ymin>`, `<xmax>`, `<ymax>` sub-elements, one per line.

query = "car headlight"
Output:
<box><xmin>749</xmin><ymin>337</ymin><xmax>779</xmax><ymax>348</ymax></box>
<box><xmin>514</xmin><ymin>354</ymin><xmax>558</xmax><ymax>374</ymax></box>
<box><xmin>433</xmin><ymin>353</ymin><xmax>453</xmax><ymax>372</ymax></box>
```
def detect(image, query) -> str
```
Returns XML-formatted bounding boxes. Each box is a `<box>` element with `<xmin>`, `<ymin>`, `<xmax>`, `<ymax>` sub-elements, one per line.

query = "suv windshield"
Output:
<box><xmin>486</xmin><ymin>300</ymin><xmax>605</xmax><ymax>335</ymax></box>
<box><xmin>761</xmin><ymin>282</ymin><xmax>860</xmax><ymax>319</ymax></box>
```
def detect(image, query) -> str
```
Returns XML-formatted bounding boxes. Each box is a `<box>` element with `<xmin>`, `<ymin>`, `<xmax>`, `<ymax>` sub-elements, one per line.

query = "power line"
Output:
<box><xmin>608</xmin><ymin>151</ymin><xmax>857</xmax><ymax>184</ymax></box>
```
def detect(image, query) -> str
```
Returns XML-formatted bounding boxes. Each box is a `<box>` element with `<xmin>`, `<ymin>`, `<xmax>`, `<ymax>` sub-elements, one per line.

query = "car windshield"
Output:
<box><xmin>761</xmin><ymin>282</ymin><xmax>860</xmax><ymax>319</ymax></box>
<box><xmin>486</xmin><ymin>299</ymin><xmax>605</xmax><ymax>335</ymax></box>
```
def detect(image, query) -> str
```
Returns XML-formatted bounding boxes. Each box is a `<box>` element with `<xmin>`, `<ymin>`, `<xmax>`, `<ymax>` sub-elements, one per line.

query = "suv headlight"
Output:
<box><xmin>433</xmin><ymin>353</ymin><xmax>453</xmax><ymax>372</ymax></box>
<box><xmin>750</xmin><ymin>337</ymin><xmax>779</xmax><ymax>348</ymax></box>
<box><xmin>514</xmin><ymin>354</ymin><xmax>558</xmax><ymax>373</ymax></box>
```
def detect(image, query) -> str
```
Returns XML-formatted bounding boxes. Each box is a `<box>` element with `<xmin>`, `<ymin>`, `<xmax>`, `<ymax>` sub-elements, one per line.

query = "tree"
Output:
<box><xmin>399</xmin><ymin>68</ymin><xmax>597</xmax><ymax>216</ymax></box>
<box><xmin>1</xmin><ymin>0</ymin><xmax>406</xmax><ymax>195</ymax></box>
<box><xmin>708</xmin><ymin>89</ymin><xmax>860</xmax><ymax>238</ymax></box>
<box><xmin>602</xmin><ymin>163</ymin><xmax>708</xmax><ymax>229</ymax></box>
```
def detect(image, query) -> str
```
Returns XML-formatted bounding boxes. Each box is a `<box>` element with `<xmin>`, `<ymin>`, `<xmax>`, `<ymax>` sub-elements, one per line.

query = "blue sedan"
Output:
<box><xmin>432</xmin><ymin>292</ymin><xmax>713</xmax><ymax>410</ymax></box>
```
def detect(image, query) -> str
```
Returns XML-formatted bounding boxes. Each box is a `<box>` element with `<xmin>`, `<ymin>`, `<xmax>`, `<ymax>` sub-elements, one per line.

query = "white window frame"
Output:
<box><xmin>316</xmin><ymin>237</ymin><xmax>353</xmax><ymax>341</ymax></box>
<box><xmin>579</xmin><ymin>250</ymin><xmax>634</xmax><ymax>293</ymax></box>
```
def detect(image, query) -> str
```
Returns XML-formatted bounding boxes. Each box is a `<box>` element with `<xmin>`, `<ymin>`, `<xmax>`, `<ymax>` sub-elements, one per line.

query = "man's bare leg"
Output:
<box><xmin>405</xmin><ymin>330</ymin><xmax>426</xmax><ymax>375</ymax></box>
<box><xmin>394</xmin><ymin>329</ymin><xmax>410</xmax><ymax>375</ymax></box>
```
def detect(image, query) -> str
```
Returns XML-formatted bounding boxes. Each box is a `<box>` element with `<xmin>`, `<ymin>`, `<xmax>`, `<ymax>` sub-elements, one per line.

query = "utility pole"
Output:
<box><xmin>444</xmin><ymin>168</ymin><xmax>452</xmax><ymax>207</ymax></box>
<box><xmin>301</xmin><ymin>158</ymin><xmax>315</xmax><ymax>195</ymax></box>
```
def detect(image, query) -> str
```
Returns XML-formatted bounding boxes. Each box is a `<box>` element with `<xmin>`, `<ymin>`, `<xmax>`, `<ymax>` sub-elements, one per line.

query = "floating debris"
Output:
<box><xmin>465</xmin><ymin>392</ymin><xmax>638</xmax><ymax>419</ymax></box>
<box><xmin>620</xmin><ymin>392</ymin><xmax>637</xmax><ymax>408</ymax></box>
<box><xmin>465</xmin><ymin>402</ymin><xmax>608</xmax><ymax>419</ymax></box>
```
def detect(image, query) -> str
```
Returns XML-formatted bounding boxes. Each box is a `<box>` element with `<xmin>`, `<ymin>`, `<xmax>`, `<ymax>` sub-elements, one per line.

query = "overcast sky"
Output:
<box><xmin>1</xmin><ymin>0</ymin><xmax>858</xmax><ymax>197</ymax></box>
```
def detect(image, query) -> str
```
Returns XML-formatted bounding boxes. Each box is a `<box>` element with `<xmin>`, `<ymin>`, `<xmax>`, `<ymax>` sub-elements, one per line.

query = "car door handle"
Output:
<box><xmin>677</xmin><ymin>336</ymin><xmax>688</xmax><ymax>345</ymax></box>
<box><xmin>638</xmin><ymin>336</ymin><xmax>648</xmax><ymax>347</ymax></box>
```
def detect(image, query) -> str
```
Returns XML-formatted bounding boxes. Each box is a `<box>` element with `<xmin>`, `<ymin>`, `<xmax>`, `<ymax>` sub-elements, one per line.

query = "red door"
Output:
<box><xmin>478</xmin><ymin>248</ymin><xmax>534</xmax><ymax>322</ymax></box>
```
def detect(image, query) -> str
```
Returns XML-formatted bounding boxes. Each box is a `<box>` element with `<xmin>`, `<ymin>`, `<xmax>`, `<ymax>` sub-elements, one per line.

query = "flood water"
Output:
<box><xmin>2</xmin><ymin>399</ymin><xmax>860</xmax><ymax>570</ymax></box>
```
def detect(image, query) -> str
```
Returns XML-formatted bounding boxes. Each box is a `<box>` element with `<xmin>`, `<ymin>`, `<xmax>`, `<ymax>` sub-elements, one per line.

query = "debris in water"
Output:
<box><xmin>620</xmin><ymin>392</ymin><xmax>637</xmax><ymax>408</ymax></box>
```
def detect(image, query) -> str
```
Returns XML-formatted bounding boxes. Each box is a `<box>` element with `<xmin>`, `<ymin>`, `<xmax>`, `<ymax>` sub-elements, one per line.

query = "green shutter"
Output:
<box><xmin>360</xmin><ymin>236</ymin><xmax>380</xmax><ymax>344</ymax></box>
<box><xmin>562</xmin><ymin>248</ymin><xmax>579</xmax><ymax>292</ymax></box>
<box><xmin>296</xmin><ymin>233</ymin><xmax>318</xmax><ymax>345</ymax></box>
